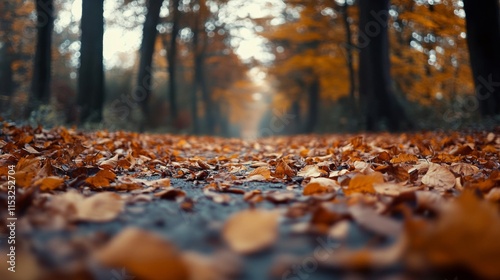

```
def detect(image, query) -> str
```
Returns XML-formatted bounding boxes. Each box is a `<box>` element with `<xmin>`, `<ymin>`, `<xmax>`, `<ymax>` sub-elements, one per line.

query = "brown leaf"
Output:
<box><xmin>349</xmin><ymin>205</ymin><xmax>402</xmax><ymax>237</ymax></box>
<box><xmin>274</xmin><ymin>159</ymin><xmax>295</xmax><ymax>179</ymax></box>
<box><xmin>75</xmin><ymin>192</ymin><xmax>124</xmax><ymax>222</ymax></box>
<box><xmin>449</xmin><ymin>162</ymin><xmax>479</xmax><ymax>176</ymax></box>
<box><xmin>33</xmin><ymin>176</ymin><xmax>64</xmax><ymax>191</ymax></box>
<box><xmin>303</xmin><ymin>178</ymin><xmax>338</xmax><ymax>195</ymax></box>
<box><xmin>421</xmin><ymin>163</ymin><xmax>455</xmax><ymax>189</ymax></box>
<box><xmin>406</xmin><ymin>191</ymin><xmax>500</xmax><ymax>279</ymax></box>
<box><xmin>297</xmin><ymin>165</ymin><xmax>327</xmax><ymax>178</ymax></box>
<box><xmin>14</xmin><ymin>157</ymin><xmax>40</xmax><ymax>188</ymax></box>
<box><xmin>154</xmin><ymin>187</ymin><xmax>186</xmax><ymax>200</ymax></box>
<box><xmin>344</xmin><ymin>172</ymin><xmax>384</xmax><ymax>195</ymax></box>
<box><xmin>85</xmin><ymin>169</ymin><xmax>116</xmax><ymax>188</ymax></box>
<box><xmin>246</xmin><ymin>166</ymin><xmax>271</xmax><ymax>181</ymax></box>
<box><xmin>99</xmin><ymin>154</ymin><xmax>119</xmax><ymax>169</ymax></box>
<box><xmin>223</xmin><ymin>209</ymin><xmax>279</xmax><ymax>254</ymax></box>
<box><xmin>95</xmin><ymin>227</ymin><xmax>189</xmax><ymax>280</ymax></box>
<box><xmin>390</xmin><ymin>153</ymin><xmax>418</xmax><ymax>164</ymax></box>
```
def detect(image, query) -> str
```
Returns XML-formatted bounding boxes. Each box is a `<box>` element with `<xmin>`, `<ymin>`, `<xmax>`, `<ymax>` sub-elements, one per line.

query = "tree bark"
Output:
<box><xmin>77</xmin><ymin>0</ymin><xmax>105</xmax><ymax>123</ymax></box>
<box><xmin>339</xmin><ymin>1</ymin><xmax>359</xmax><ymax>131</ymax></box>
<box><xmin>304</xmin><ymin>76</ymin><xmax>319</xmax><ymax>133</ymax></box>
<box><xmin>168</xmin><ymin>0</ymin><xmax>180</xmax><ymax>120</ymax></box>
<box><xmin>0</xmin><ymin>42</ymin><xmax>14</xmax><ymax>112</ymax></box>
<box><xmin>463</xmin><ymin>0</ymin><xmax>500</xmax><ymax>116</ymax></box>
<box><xmin>190</xmin><ymin>14</ymin><xmax>200</xmax><ymax>135</ymax></box>
<box><xmin>358</xmin><ymin>0</ymin><xmax>412</xmax><ymax>131</ymax></box>
<box><xmin>0</xmin><ymin>2</ymin><xmax>15</xmax><ymax>111</ymax></box>
<box><xmin>136</xmin><ymin>0</ymin><xmax>163</xmax><ymax>129</ymax></box>
<box><xmin>30</xmin><ymin>0</ymin><xmax>54</xmax><ymax>110</ymax></box>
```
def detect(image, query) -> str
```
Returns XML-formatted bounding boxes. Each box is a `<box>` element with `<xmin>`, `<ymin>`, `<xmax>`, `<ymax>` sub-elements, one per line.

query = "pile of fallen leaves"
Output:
<box><xmin>1</xmin><ymin>123</ymin><xmax>500</xmax><ymax>279</ymax></box>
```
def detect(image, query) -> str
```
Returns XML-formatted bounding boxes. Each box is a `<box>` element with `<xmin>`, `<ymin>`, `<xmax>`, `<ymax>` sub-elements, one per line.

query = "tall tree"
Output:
<box><xmin>136</xmin><ymin>0</ymin><xmax>163</xmax><ymax>129</ymax></box>
<box><xmin>167</xmin><ymin>0</ymin><xmax>180</xmax><ymax>121</ymax></box>
<box><xmin>192</xmin><ymin>0</ymin><xmax>214</xmax><ymax>134</ymax></box>
<box><xmin>0</xmin><ymin>2</ymin><xmax>15</xmax><ymax>111</ymax></box>
<box><xmin>463</xmin><ymin>0</ymin><xmax>500</xmax><ymax>116</ymax></box>
<box><xmin>77</xmin><ymin>0</ymin><xmax>104</xmax><ymax>123</ymax></box>
<box><xmin>338</xmin><ymin>1</ymin><xmax>359</xmax><ymax>130</ymax></box>
<box><xmin>30</xmin><ymin>0</ymin><xmax>54</xmax><ymax>110</ymax></box>
<box><xmin>358</xmin><ymin>0</ymin><xmax>412</xmax><ymax>131</ymax></box>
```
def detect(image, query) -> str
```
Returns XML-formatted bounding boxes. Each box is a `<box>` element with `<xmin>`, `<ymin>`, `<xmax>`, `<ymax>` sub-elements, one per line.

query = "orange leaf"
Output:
<box><xmin>345</xmin><ymin>172</ymin><xmax>384</xmax><ymax>195</ymax></box>
<box><xmin>390</xmin><ymin>153</ymin><xmax>418</xmax><ymax>164</ymax></box>
<box><xmin>223</xmin><ymin>209</ymin><xmax>279</xmax><ymax>254</ymax></box>
<box><xmin>34</xmin><ymin>176</ymin><xmax>64</xmax><ymax>191</ymax></box>
<box><xmin>75</xmin><ymin>192</ymin><xmax>124</xmax><ymax>222</ymax></box>
<box><xmin>303</xmin><ymin>178</ymin><xmax>338</xmax><ymax>195</ymax></box>
<box><xmin>85</xmin><ymin>169</ymin><xmax>116</xmax><ymax>188</ymax></box>
<box><xmin>247</xmin><ymin>166</ymin><xmax>271</xmax><ymax>181</ymax></box>
<box><xmin>95</xmin><ymin>228</ymin><xmax>189</xmax><ymax>280</ymax></box>
<box><xmin>274</xmin><ymin>159</ymin><xmax>295</xmax><ymax>179</ymax></box>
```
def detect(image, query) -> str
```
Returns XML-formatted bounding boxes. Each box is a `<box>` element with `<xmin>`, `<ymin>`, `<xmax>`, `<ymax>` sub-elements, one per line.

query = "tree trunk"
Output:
<box><xmin>339</xmin><ymin>1</ymin><xmax>359</xmax><ymax>131</ymax></box>
<box><xmin>0</xmin><ymin>43</ymin><xmax>14</xmax><ymax>112</ymax></box>
<box><xmin>463</xmin><ymin>0</ymin><xmax>500</xmax><ymax>116</ymax></box>
<box><xmin>358</xmin><ymin>0</ymin><xmax>412</xmax><ymax>131</ymax></box>
<box><xmin>136</xmin><ymin>0</ymin><xmax>163</xmax><ymax>129</ymax></box>
<box><xmin>0</xmin><ymin>2</ymin><xmax>15</xmax><ymax>111</ymax></box>
<box><xmin>77</xmin><ymin>0</ymin><xmax>104</xmax><ymax>123</ymax></box>
<box><xmin>30</xmin><ymin>0</ymin><xmax>54</xmax><ymax>111</ymax></box>
<box><xmin>168</xmin><ymin>0</ymin><xmax>180</xmax><ymax>120</ymax></box>
<box><xmin>191</xmin><ymin>15</ymin><xmax>200</xmax><ymax>135</ymax></box>
<box><xmin>304</xmin><ymin>76</ymin><xmax>319</xmax><ymax>133</ymax></box>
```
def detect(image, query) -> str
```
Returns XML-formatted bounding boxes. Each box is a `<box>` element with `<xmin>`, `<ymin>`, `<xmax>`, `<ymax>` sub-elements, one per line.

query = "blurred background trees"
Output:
<box><xmin>0</xmin><ymin>0</ymin><xmax>497</xmax><ymax>137</ymax></box>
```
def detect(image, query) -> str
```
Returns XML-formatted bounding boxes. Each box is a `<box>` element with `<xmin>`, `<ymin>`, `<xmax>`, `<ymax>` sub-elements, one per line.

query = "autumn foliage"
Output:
<box><xmin>1</xmin><ymin>123</ymin><xmax>499</xmax><ymax>279</ymax></box>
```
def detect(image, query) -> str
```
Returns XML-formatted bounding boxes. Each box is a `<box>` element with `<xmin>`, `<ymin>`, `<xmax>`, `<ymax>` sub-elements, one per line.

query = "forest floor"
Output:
<box><xmin>1</xmin><ymin>124</ymin><xmax>500</xmax><ymax>280</ymax></box>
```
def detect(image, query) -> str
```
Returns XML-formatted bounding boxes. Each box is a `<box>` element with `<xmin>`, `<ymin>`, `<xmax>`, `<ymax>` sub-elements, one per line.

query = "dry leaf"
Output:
<box><xmin>406</xmin><ymin>191</ymin><xmax>500</xmax><ymax>279</ymax></box>
<box><xmin>95</xmin><ymin>227</ymin><xmax>189</xmax><ymax>280</ymax></box>
<box><xmin>373</xmin><ymin>183</ymin><xmax>404</xmax><ymax>196</ymax></box>
<box><xmin>344</xmin><ymin>172</ymin><xmax>384</xmax><ymax>195</ymax></box>
<box><xmin>421</xmin><ymin>163</ymin><xmax>455</xmax><ymax>189</ymax></box>
<box><xmin>349</xmin><ymin>205</ymin><xmax>402</xmax><ymax>237</ymax></box>
<box><xmin>274</xmin><ymin>159</ymin><xmax>295</xmax><ymax>179</ymax></box>
<box><xmin>297</xmin><ymin>165</ymin><xmax>327</xmax><ymax>178</ymax></box>
<box><xmin>247</xmin><ymin>166</ymin><xmax>271</xmax><ymax>180</ymax></box>
<box><xmin>223</xmin><ymin>209</ymin><xmax>279</xmax><ymax>254</ymax></box>
<box><xmin>303</xmin><ymin>178</ymin><xmax>338</xmax><ymax>195</ymax></box>
<box><xmin>75</xmin><ymin>192</ymin><xmax>124</xmax><ymax>222</ymax></box>
<box><xmin>390</xmin><ymin>153</ymin><xmax>418</xmax><ymax>164</ymax></box>
<box><xmin>449</xmin><ymin>162</ymin><xmax>479</xmax><ymax>176</ymax></box>
<box><xmin>85</xmin><ymin>169</ymin><xmax>116</xmax><ymax>188</ymax></box>
<box><xmin>99</xmin><ymin>154</ymin><xmax>119</xmax><ymax>169</ymax></box>
<box><xmin>33</xmin><ymin>176</ymin><xmax>64</xmax><ymax>191</ymax></box>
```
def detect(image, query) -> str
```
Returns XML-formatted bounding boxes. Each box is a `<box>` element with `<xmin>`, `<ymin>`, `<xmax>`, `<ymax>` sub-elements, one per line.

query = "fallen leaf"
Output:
<box><xmin>247</xmin><ymin>166</ymin><xmax>271</xmax><ymax>180</ymax></box>
<box><xmin>33</xmin><ymin>176</ymin><xmax>64</xmax><ymax>191</ymax></box>
<box><xmin>74</xmin><ymin>192</ymin><xmax>124</xmax><ymax>222</ymax></box>
<box><xmin>406</xmin><ymin>191</ymin><xmax>500</xmax><ymax>279</ymax></box>
<box><xmin>421</xmin><ymin>163</ymin><xmax>455</xmax><ymax>189</ymax></box>
<box><xmin>303</xmin><ymin>178</ymin><xmax>338</xmax><ymax>195</ymax></box>
<box><xmin>449</xmin><ymin>162</ymin><xmax>479</xmax><ymax>176</ymax></box>
<box><xmin>390</xmin><ymin>153</ymin><xmax>418</xmax><ymax>164</ymax></box>
<box><xmin>95</xmin><ymin>227</ymin><xmax>189</xmax><ymax>280</ymax></box>
<box><xmin>154</xmin><ymin>187</ymin><xmax>186</xmax><ymax>200</ymax></box>
<box><xmin>297</xmin><ymin>165</ymin><xmax>327</xmax><ymax>178</ymax></box>
<box><xmin>223</xmin><ymin>209</ymin><xmax>279</xmax><ymax>254</ymax></box>
<box><xmin>274</xmin><ymin>159</ymin><xmax>295</xmax><ymax>179</ymax></box>
<box><xmin>85</xmin><ymin>169</ymin><xmax>116</xmax><ymax>188</ymax></box>
<box><xmin>373</xmin><ymin>183</ymin><xmax>404</xmax><ymax>196</ymax></box>
<box><xmin>99</xmin><ymin>154</ymin><xmax>119</xmax><ymax>169</ymax></box>
<box><xmin>344</xmin><ymin>172</ymin><xmax>384</xmax><ymax>195</ymax></box>
<box><xmin>349</xmin><ymin>205</ymin><xmax>402</xmax><ymax>237</ymax></box>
